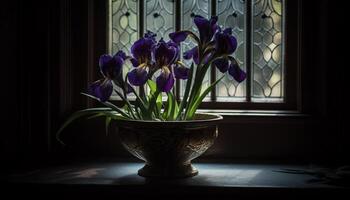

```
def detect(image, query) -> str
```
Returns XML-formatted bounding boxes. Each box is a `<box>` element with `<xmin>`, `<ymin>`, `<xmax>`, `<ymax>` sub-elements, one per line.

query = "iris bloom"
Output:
<box><xmin>170</xmin><ymin>15</ymin><xmax>219</xmax><ymax>65</ymax></box>
<box><xmin>212</xmin><ymin>27</ymin><xmax>246</xmax><ymax>83</ymax></box>
<box><xmin>214</xmin><ymin>28</ymin><xmax>237</xmax><ymax>55</ymax></box>
<box><xmin>169</xmin><ymin>15</ymin><xmax>218</xmax><ymax>45</ymax></box>
<box><xmin>152</xmin><ymin>39</ymin><xmax>177</xmax><ymax>92</ymax></box>
<box><xmin>86</xmin><ymin>16</ymin><xmax>244</xmax><ymax>121</ymax></box>
<box><xmin>89</xmin><ymin>52</ymin><xmax>124</xmax><ymax>102</ymax></box>
<box><xmin>169</xmin><ymin>15</ymin><xmax>245</xmax><ymax>83</ymax></box>
<box><xmin>58</xmin><ymin>14</ymin><xmax>250</xmax><ymax>143</ymax></box>
<box><xmin>127</xmin><ymin>31</ymin><xmax>156</xmax><ymax>86</ymax></box>
<box><xmin>127</xmin><ymin>31</ymin><xmax>189</xmax><ymax>92</ymax></box>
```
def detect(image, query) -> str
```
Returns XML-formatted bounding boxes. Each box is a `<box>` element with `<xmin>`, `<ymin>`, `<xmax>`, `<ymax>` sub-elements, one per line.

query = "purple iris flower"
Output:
<box><xmin>144</xmin><ymin>30</ymin><xmax>157</xmax><ymax>40</ymax></box>
<box><xmin>183</xmin><ymin>46</ymin><xmax>213</xmax><ymax>65</ymax></box>
<box><xmin>228</xmin><ymin>61</ymin><xmax>246</xmax><ymax>83</ymax></box>
<box><xmin>99</xmin><ymin>53</ymin><xmax>124</xmax><ymax>79</ymax></box>
<box><xmin>169</xmin><ymin>15</ymin><xmax>219</xmax><ymax>66</ymax></box>
<box><xmin>130</xmin><ymin>34</ymin><xmax>155</xmax><ymax>67</ymax></box>
<box><xmin>214</xmin><ymin>28</ymin><xmax>237</xmax><ymax>56</ymax></box>
<box><xmin>115</xmin><ymin>50</ymin><xmax>127</xmax><ymax>60</ymax></box>
<box><xmin>167</xmin><ymin>41</ymin><xmax>190</xmax><ymax>80</ymax></box>
<box><xmin>194</xmin><ymin>15</ymin><xmax>219</xmax><ymax>45</ymax></box>
<box><xmin>211</xmin><ymin>27</ymin><xmax>244</xmax><ymax>83</ymax></box>
<box><xmin>128</xmin><ymin>67</ymin><xmax>149</xmax><ymax>86</ymax></box>
<box><xmin>174</xmin><ymin>63</ymin><xmax>190</xmax><ymax>79</ymax></box>
<box><xmin>213</xmin><ymin>57</ymin><xmax>246</xmax><ymax>83</ymax></box>
<box><xmin>213</xmin><ymin>58</ymin><xmax>229</xmax><ymax>73</ymax></box>
<box><xmin>169</xmin><ymin>31</ymin><xmax>190</xmax><ymax>44</ymax></box>
<box><xmin>89</xmin><ymin>80</ymin><xmax>113</xmax><ymax>102</ymax></box>
<box><xmin>167</xmin><ymin>40</ymin><xmax>180</xmax><ymax>62</ymax></box>
<box><xmin>153</xmin><ymin>39</ymin><xmax>178</xmax><ymax>92</ymax></box>
<box><xmin>89</xmin><ymin>53</ymin><xmax>124</xmax><ymax>102</ymax></box>
<box><xmin>127</xmin><ymin>31</ymin><xmax>157</xmax><ymax>86</ymax></box>
<box><xmin>156</xmin><ymin>69</ymin><xmax>175</xmax><ymax>93</ymax></box>
<box><xmin>183</xmin><ymin>46</ymin><xmax>199</xmax><ymax>64</ymax></box>
<box><xmin>153</xmin><ymin>39</ymin><xmax>177</xmax><ymax>67</ymax></box>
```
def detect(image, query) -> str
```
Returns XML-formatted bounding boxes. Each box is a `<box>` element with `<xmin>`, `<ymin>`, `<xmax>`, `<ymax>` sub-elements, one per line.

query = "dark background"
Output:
<box><xmin>1</xmin><ymin>0</ymin><xmax>348</xmax><ymax>171</ymax></box>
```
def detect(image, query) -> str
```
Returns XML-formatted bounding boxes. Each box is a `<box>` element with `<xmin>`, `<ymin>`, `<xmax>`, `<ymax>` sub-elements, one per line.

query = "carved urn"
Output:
<box><xmin>116</xmin><ymin>113</ymin><xmax>222</xmax><ymax>178</ymax></box>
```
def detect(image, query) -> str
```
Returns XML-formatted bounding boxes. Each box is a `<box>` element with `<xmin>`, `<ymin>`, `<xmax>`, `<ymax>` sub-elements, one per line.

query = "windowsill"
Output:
<box><xmin>6</xmin><ymin>159</ymin><xmax>348</xmax><ymax>197</ymax></box>
<box><xmin>196</xmin><ymin>109</ymin><xmax>308</xmax><ymax>118</ymax></box>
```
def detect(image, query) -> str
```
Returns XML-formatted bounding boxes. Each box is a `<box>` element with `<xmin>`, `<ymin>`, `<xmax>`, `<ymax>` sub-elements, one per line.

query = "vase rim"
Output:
<box><xmin>115</xmin><ymin>113</ymin><xmax>223</xmax><ymax>127</ymax></box>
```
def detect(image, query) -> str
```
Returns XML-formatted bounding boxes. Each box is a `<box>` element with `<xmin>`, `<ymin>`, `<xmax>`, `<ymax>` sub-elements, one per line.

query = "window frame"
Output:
<box><xmin>106</xmin><ymin>0</ymin><xmax>301</xmax><ymax>112</ymax></box>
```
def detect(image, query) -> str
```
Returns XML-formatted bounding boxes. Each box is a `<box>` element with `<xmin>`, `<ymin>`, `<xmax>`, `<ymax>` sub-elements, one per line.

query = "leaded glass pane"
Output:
<box><xmin>109</xmin><ymin>0</ymin><xmax>286</xmax><ymax>103</ymax></box>
<box><xmin>146</xmin><ymin>0</ymin><xmax>175</xmax><ymax>41</ymax></box>
<box><xmin>181</xmin><ymin>0</ymin><xmax>210</xmax><ymax>98</ymax></box>
<box><xmin>111</xmin><ymin>0</ymin><xmax>138</xmax><ymax>59</ymax></box>
<box><xmin>252</xmin><ymin>0</ymin><xmax>284</xmax><ymax>101</ymax></box>
<box><xmin>145</xmin><ymin>0</ymin><xmax>175</xmax><ymax>97</ymax></box>
<box><xmin>111</xmin><ymin>0</ymin><xmax>138</xmax><ymax>99</ymax></box>
<box><xmin>216</xmin><ymin>0</ymin><xmax>246</xmax><ymax>101</ymax></box>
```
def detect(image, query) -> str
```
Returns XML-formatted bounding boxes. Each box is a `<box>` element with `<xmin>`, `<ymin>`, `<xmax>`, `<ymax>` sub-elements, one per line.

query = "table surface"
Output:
<box><xmin>7</xmin><ymin>160</ymin><xmax>348</xmax><ymax>189</ymax></box>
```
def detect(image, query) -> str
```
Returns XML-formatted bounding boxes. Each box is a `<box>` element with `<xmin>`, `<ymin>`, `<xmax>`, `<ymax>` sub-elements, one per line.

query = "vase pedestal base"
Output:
<box><xmin>138</xmin><ymin>163</ymin><xmax>198</xmax><ymax>178</ymax></box>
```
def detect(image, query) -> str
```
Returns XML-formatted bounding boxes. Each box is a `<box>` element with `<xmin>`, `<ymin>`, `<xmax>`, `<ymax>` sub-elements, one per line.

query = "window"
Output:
<box><xmin>108</xmin><ymin>0</ymin><xmax>295</xmax><ymax>110</ymax></box>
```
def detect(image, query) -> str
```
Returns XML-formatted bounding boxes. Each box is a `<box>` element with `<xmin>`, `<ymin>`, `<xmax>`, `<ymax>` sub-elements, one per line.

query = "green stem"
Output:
<box><xmin>147</xmin><ymin>90</ymin><xmax>160</xmax><ymax>120</ymax></box>
<box><xmin>176</xmin><ymin>63</ymin><xmax>194</xmax><ymax>120</ymax></box>
<box><xmin>114</xmin><ymin>89</ymin><xmax>137</xmax><ymax>119</ymax></box>
<box><xmin>184</xmin><ymin>55</ymin><xmax>220</xmax><ymax>119</ymax></box>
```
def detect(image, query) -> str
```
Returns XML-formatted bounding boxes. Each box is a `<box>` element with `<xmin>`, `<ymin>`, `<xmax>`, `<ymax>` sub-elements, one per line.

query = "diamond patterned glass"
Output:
<box><xmin>109</xmin><ymin>0</ymin><xmax>285</xmax><ymax>103</ymax></box>
<box><xmin>111</xmin><ymin>0</ymin><xmax>138</xmax><ymax>98</ymax></box>
<box><xmin>216</xmin><ymin>0</ymin><xmax>246</xmax><ymax>101</ymax></box>
<box><xmin>252</xmin><ymin>0</ymin><xmax>283</xmax><ymax>101</ymax></box>
<box><xmin>146</xmin><ymin>0</ymin><xmax>175</xmax><ymax>41</ymax></box>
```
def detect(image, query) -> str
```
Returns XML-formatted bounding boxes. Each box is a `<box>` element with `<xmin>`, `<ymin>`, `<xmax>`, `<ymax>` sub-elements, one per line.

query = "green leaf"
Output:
<box><xmin>125</xmin><ymin>75</ymin><xmax>148</xmax><ymax>114</ymax></box>
<box><xmin>184</xmin><ymin>85</ymin><xmax>201</xmax><ymax>119</ymax></box>
<box><xmin>156</xmin><ymin>94</ymin><xmax>163</xmax><ymax>114</ymax></box>
<box><xmin>147</xmin><ymin>90</ymin><xmax>160</xmax><ymax>120</ymax></box>
<box><xmin>163</xmin><ymin>92</ymin><xmax>174</xmax><ymax>120</ymax></box>
<box><xmin>105</xmin><ymin>116</ymin><xmax>112</xmax><ymax>136</ymax></box>
<box><xmin>184</xmin><ymin>60</ymin><xmax>214</xmax><ymax>119</ymax></box>
<box><xmin>87</xmin><ymin>113</ymin><xmax>105</xmax><ymax>120</ymax></box>
<box><xmin>114</xmin><ymin>89</ymin><xmax>137</xmax><ymax>119</ymax></box>
<box><xmin>56</xmin><ymin>107</ymin><xmax>113</xmax><ymax>145</ymax></box>
<box><xmin>186</xmin><ymin>75</ymin><xmax>225</xmax><ymax>119</ymax></box>
<box><xmin>174</xmin><ymin>97</ymin><xmax>179</xmax><ymax>119</ymax></box>
<box><xmin>147</xmin><ymin>80</ymin><xmax>163</xmax><ymax>113</ymax></box>
<box><xmin>167</xmin><ymin>92</ymin><xmax>177</xmax><ymax>121</ymax></box>
<box><xmin>162</xmin><ymin>96</ymin><xmax>170</xmax><ymax>119</ymax></box>
<box><xmin>147</xmin><ymin>79</ymin><xmax>157</xmax><ymax>93</ymax></box>
<box><xmin>81</xmin><ymin>92</ymin><xmax>131</xmax><ymax>119</ymax></box>
<box><xmin>139</xmin><ymin>85</ymin><xmax>147</xmax><ymax>104</ymax></box>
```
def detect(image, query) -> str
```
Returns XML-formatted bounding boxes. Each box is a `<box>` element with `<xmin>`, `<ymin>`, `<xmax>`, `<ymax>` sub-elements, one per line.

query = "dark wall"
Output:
<box><xmin>2</xmin><ymin>0</ymin><xmax>53</xmax><ymax>164</ymax></box>
<box><xmin>1</xmin><ymin>0</ymin><xmax>348</xmax><ymax>166</ymax></box>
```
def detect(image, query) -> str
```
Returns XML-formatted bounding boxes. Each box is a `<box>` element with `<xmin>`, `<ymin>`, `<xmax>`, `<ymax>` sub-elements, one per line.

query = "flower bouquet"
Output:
<box><xmin>58</xmin><ymin>15</ymin><xmax>246</xmax><ymax>178</ymax></box>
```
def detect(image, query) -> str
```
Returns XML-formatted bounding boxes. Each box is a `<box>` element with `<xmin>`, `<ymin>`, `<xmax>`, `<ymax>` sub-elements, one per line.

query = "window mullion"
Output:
<box><xmin>175</xmin><ymin>0</ymin><xmax>181</xmax><ymax>101</ymax></box>
<box><xmin>138</xmin><ymin>0</ymin><xmax>144</xmax><ymax>40</ymax></box>
<box><xmin>245</xmin><ymin>0</ymin><xmax>252</xmax><ymax>102</ymax></box>
<box><xmin>210</xmin><ymin>0</ymin><xmax>217</xmax><ymax>101</ymax></box>
<box><xmin>138</xmin><ymin>0</ymin><xmax>145</xmax><ymax>96</ymax></box>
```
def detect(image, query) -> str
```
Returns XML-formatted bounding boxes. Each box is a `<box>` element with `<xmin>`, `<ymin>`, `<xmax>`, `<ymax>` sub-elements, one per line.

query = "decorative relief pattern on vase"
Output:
<box><xmin>118</xmin><ymin>125</ymin><xmax>218</xmax><ymax>165</ymax></box>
